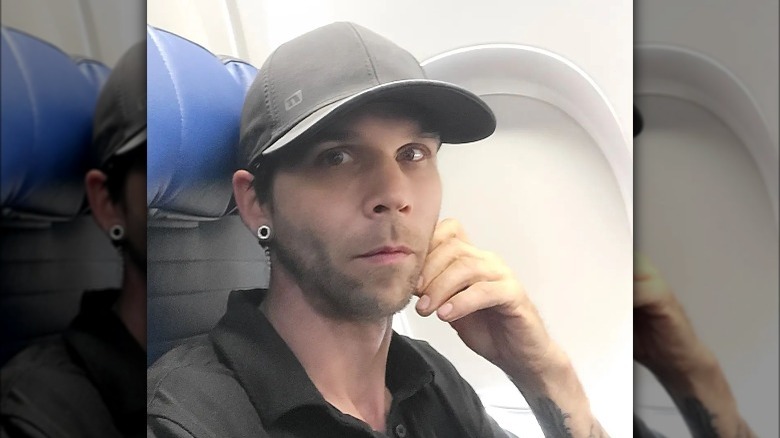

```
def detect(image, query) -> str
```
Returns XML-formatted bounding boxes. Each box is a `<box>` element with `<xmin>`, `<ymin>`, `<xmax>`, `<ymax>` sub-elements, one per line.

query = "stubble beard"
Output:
<box><xmin>271</xmin><ymin>222</ymin><xmax>427</xmax><ymax>322</ymax></box>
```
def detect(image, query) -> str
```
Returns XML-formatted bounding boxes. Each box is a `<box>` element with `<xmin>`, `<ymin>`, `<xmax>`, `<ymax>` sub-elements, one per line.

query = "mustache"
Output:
<box><xmin>362</xmin><ymin>220</ymin><xmax>433</xmax><ymax>254</ymax></box>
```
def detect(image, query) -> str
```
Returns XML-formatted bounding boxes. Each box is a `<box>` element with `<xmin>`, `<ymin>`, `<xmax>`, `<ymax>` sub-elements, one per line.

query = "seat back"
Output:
<box><xmin>146</xmin><ymin>26</ymin><xmax>265</xmax><ymax>366</ymax></box>
<box><xmin>0</xmin><ymin>27</ymin><xmax>118</xmax><ymax>365</ymax></box>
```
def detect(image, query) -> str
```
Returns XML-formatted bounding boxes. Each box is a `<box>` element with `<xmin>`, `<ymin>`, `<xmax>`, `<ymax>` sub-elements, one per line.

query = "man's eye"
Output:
<box><xmin>319</xmin><ymin>149</ymin><xmax>353</xmax><ymax>166</ymax></box>
<box><xmin>398</xmin><ymin>145</ymin><xmax>428</xmax><ymax>162</ymax></box>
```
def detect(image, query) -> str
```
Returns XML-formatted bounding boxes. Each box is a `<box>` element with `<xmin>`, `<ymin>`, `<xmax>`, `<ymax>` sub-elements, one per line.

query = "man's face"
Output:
<box><xmin>266</xmin><ymin>103</ymin><xmax>442</xmax><ymax>321</ymax></box>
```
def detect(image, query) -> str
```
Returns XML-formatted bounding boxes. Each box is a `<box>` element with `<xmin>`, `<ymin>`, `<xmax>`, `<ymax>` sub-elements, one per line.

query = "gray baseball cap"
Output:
<box><xmin>240</xmin><ymin>22</ymin><xmax>496</xmax><ymax>169</ymax></box>
<box><xmin>92</xmin><ymin>41</ymin><xmax>146</xmax><ymax>167</ymax></box>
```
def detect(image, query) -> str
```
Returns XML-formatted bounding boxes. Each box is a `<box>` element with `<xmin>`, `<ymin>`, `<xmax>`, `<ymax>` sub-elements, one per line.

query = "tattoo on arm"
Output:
<box><xmin>529</xmin><ymin>397</ymin><xmax>609</xmax><ymax>438</ymax></box>
<box><xmin>678</xmin><ymin>397</ymin><xmax>756</xmax><ymax>438</ymax></box>
<box><xmin>533</xmin><ymin>397</ymin><xmax>573</xmax><ymax>438</ymax></box>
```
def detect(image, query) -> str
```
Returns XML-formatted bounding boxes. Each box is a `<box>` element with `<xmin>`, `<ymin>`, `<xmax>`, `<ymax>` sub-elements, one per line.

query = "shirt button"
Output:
<box><xmin>395</xmin><ymin>423</ymin><xmax>407</xmax><ymax>437</ymax></box>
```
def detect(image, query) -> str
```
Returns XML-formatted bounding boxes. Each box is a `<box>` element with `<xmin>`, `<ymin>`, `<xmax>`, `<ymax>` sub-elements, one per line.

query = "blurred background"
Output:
<box><xmin>1</xmin><ymin>0</ymin><xmax>143</xmax><ymax>66</ymax></box>
<box><xmin>7</xmin><ymin>1</ymin><xmax>775</xmax><ymax>436</ymax></box>
<box><xmin>146</xmin><ymin>1</ymin><xmax>633</xmax><ymax>436</ymax></box>
<box><xmin>1</xmin><ymin>1</ymin><xmax>145</xmax><ymax>436</ymax></box>
<box><xmin>634</xmin><ymin>0</ymin><xmax>778</xmax><ymax>436</ymax></box>
<box><xmin>1</xmin><ymin>0</ymin><xmax>143</xmax><ymax>366</ymax></box>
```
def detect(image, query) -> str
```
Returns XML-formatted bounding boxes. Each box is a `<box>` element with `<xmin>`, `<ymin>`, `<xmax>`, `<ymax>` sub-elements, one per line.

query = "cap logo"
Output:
<box><xmin>284</xmin><ymin>90</ymin><xmax>303</xmax><ymax>111</ymax></box>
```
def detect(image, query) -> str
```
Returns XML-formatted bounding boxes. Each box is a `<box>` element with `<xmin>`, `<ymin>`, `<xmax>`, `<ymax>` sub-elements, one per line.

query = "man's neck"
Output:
<box><xmin>262</xmin><ymin>275</ymin><xmax>394</xmax><ymax>432</ymax></box>
<box><xmin>117</xmin><ymin>258</ymin><xmax>146</xmax><ymax>351</ymax></box>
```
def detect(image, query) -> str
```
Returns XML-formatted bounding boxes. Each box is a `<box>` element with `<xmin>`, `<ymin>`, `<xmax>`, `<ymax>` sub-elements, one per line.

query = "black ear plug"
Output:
<box><xmin>634</xmin><ymin>105</ymin><xmax>644</xmax><ymax>138</ymax></box>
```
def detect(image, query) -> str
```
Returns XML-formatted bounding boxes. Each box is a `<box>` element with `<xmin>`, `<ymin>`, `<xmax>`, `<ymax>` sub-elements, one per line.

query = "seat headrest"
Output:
<box><xmin>1</xmin><ymin>27</ymin><xmax>107</xmax><ymax>222</ymax></box>
<box><xmin>72</xmin><ymin>56</ymin><xmax>112</xmax><ymax>91</ymax></box>
<box><xmin>147</xmin><ymin>26</ymin><xmax>258</xmax><ymax>221</ymax></box>
<box><xmin>219</xmin><ymin>55</ymin><xmax>258</xmax><ymax>92</ymax></box>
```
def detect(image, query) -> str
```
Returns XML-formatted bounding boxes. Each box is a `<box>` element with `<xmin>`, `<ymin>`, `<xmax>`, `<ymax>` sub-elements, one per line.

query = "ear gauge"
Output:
<box><xmin>109</xmin><ymin>224</ymin><xmax>125</xmax><ymax>241</ymax></box>
<box><xmin>257</xmin><ymin>225</ymin><xmax>272</xmax><ymax>243</ymax></box>
<box><xmin>257</xmin><ymin>225</ymin><xmax>272</xmax><ymax>266</ymax></box>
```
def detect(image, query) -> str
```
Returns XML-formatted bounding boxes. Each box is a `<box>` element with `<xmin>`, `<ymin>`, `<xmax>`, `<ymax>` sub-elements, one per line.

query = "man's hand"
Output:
<box><xmin>633</xmin><ymin>253</ymin><xmax>713</xmax><ymax>376</ymax></box>
<box><xmin>634</xmin><ymin>253</ymin><xmax>756</xmax><ymax>438</ymax></box>
<box><xmin>415</xmin><ymin>218</ymin><xmax>609</xmax><ymax>437</ymax></box>
<box><xmin>414</xmin><ymin>218</ymin><xmax>553</xmax><ymax>376</ymax></box>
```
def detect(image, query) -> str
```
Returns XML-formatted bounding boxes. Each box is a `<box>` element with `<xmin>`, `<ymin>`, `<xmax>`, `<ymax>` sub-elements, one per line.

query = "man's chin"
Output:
<box><xmin>372</xmin><ymin>284</ymin><xmax>416</xmax><ymax>317</ymax></box>
<box><xmin>317</xmin><ymin>285</ymin><xmax>414</xmax><ymax>322</ymax></box>
<box><xmin>389</xmin><ymin>293</ymin><xmax>414</xmax><ymax>316</ymax></box>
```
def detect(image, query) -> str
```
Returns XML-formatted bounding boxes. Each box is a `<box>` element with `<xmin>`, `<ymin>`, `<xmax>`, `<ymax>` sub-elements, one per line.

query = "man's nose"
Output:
<box><xmin>363</xmin><ymin>158</ymin><xmax>412</xmax><ymax>217</ymax></box>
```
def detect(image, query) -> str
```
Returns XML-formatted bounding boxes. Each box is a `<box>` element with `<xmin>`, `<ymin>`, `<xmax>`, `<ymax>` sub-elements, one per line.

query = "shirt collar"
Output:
<box><xmin>210</xmin><ymin>289</ymin><xmax>434</xmax><ymax>425</ymax></box>
<box><xmin>386</xmin><ymin>330</ymin><xmax>435</xmax><ymax>403</ymax></box>
<box><xmin>63</xmin><ymin>289</ymin><xmax>146</xmax><ymax>431</ymax></box>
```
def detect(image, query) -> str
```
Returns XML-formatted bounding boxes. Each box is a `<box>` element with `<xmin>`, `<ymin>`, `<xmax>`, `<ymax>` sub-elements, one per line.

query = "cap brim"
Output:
<box><xmin>262</xmin><ymin>79</ymin><xmax>496</xmax><ymax>156</ymax></box>
<box><xmin>113</xmin><ymin>126</ymin><xmax>147</xmax><ymax>157</ymax></box>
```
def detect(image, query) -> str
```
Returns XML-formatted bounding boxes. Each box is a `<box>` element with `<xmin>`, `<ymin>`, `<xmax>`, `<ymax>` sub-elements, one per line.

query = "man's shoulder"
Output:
<box><xmin>2</xmin><ymin>337</ymin><xmax>79</xmax><ymax>377</ymax></box>
<box><xmin>147</xmin><ymin>336</ymin><xmax>236</xmax><ymax>398</ymax></box>
<box><xmin>147</xmin><ymin>336</ymin><xmax>265</xmax><ymax>437</ymax></box>
<box><xmin>1</xmin><ymin>338</ymin><xmax>120</xmax><ymax>437</ymax></box>
<box><xmin>1</xmin><ymin>337</ymin><xmax>94</xmax><ymax>400</ymax></box>
<box><xmin>148</xmin><ymin>336</ymin><xmax>221</xmax><ymax>370</ymax></box>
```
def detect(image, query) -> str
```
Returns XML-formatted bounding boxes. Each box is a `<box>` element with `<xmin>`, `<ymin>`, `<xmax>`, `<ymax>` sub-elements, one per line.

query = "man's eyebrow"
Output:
<box><xmin>311</xmin><ymin>129</ymin><xmax>355</xmax><ymax>143</ymax></box>
<box><xmin>311</xmin><ymin>130</ymin><xmax>441</xmax><ymax>144</ymax></box>
<box><xmin>418</xmin><ymin>132</ymin><xmax>441</xmax><ymax>140</ymax></box>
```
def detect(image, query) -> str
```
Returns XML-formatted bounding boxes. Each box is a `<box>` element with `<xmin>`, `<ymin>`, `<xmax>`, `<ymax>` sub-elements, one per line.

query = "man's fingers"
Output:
<box><xmin>419</xmin><ymin>237</ymin><xmax>490</xmax><ymax>290</ymax></box>
<box><xmin>634</xmin><ymin>253</ymin><xmax>674</xmax><ymax>308</ymax></box>
<box><xmin>434</xmin><ymin>281</ymin><xmax>511</xmax><ymax>322</ymax></box>
<box><xmin>428</xmin><ymin>218</ymin><xmax>470</xmax><ymax>253</ymax></box>
<box><xmin>634</xmin><ymin>252</ymin><xmax>659</xmax><ymax>281</ymax></box>
<box><xmin>416</xmin><ymin>254</ymin><xmax>500</xmax><ymax>316</ymax></box>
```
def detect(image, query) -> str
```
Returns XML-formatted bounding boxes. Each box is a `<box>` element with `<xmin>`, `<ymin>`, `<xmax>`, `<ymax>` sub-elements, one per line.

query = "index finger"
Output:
<box><xmin>428</xmin><ymin>218</ymin><xmax>470</xmax><ymax>253</ymax></box>
<box><xmin>633</xmin><ymin>252</ymin><xmax>673</xmax><ymax>307</ymax></box>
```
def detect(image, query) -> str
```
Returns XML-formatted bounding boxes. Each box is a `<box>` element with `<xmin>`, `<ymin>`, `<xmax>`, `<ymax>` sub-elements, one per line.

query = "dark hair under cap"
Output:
<box><xmin>92</xmin><ymin>41</ymin><xmax>147</xmax><ymax>202</ymax></box>
<box><xmin>92</xmin><ymin>40</ymin><xmax>147</xmax><ymax>169</ymax></box>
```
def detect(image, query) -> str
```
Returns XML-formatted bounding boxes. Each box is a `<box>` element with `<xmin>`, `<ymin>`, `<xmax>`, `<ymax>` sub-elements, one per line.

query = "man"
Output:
<box><xmin>1</xmin><ymin>42</ymin><xmax>146</xmax><ymax>438</ymax></box>
<box><xmin>632</xmin><ymin>107</ymin><xmax>756</xmax><ymax>438</ymax></box>
<box><xmin>633</xmin><ymin>254</ymin><xmax>757</xmax><ymax>438</ymax></box>
<box><xmin>147</xmin><ymin>22</ymin><xmax>609</xmax><ymax>437</ymax></box>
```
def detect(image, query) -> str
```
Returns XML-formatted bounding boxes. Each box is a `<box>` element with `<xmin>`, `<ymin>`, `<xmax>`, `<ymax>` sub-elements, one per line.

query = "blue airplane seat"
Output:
<box><xmin>0</xmin><ymin>27</ymin><xmax>120</xmax><ymax>365</ymax></box>
<box><xmin>72</xmin><ymin>55</ymin><xmax>112</xmax><ymax>91</ymax></box>
<box><xmin>146</xmin><ymin>26</ymin><xmax>265</xmax><ymax>366</ymax></box>
<box><xmin>220</xmin><ymin>55</ymin><xmax>259</xmax><ymax>95</ymax></box>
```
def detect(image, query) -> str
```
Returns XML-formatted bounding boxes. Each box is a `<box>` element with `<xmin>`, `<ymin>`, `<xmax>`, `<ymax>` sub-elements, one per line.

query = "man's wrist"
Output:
<box><xmin>506</xmin><ymin>344</ymin><xmax>576</xmax><ymax>396</ymax></box>
<box><xmin>506</xmin><ymin>346</ymin><xmax>608</xmax><ymax>437</ymax></box>
<box><xmin>649</xmin><ymin>345</ymin><xmax>720</xmax><ymax>393</ymax></box>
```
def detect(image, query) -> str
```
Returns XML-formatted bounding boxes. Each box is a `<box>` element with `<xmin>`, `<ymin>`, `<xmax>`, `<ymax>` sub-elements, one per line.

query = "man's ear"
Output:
<box><xmin>233</xmin><ymin>170</ymin><xmax>272</xmax><ymax>234</ymax></box>
<box><xmin>85</xmin><ymin>169</ymin><xmax>124</xmax><ymax>235</ymax></box>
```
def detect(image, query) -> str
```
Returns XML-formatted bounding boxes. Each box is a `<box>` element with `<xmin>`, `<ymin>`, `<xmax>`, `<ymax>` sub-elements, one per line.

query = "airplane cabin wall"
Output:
<box><xmin>634</xmin><ymin>1</ymin><xmax>779</xmax><ymax>436</ymax></box>
<box><xmin>1</xmin><ymin>0</ymin><xmax>144</xmax><ymax>66</ymax></box>
<box><xmin>636</xmin><ymin>0</ymin><xmax>779</xmax><ymax>147</ymax></box>
<box><xmin>634</xmin><ymin>95</ymin><xmax>779</xmax><ymax>438</ymax></box>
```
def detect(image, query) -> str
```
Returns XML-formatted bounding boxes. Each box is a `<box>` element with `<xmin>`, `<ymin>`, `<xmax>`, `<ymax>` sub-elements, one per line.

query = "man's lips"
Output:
<box><xmin>358</xmin><ymin>246</ymin><xmax>413</xmax><ymax>257</ymax></box>
<box><xmin>356</xmin><ymin>246</ymin><xmax>414</xmax><ymax>263</ymax></box>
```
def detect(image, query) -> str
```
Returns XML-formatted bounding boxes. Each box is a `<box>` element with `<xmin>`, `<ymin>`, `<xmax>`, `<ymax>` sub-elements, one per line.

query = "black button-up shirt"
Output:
<box><xmin>147</xmin><ymin>289</ymin><xmax>516</xmax><ymax>437</ymax></box>
<box><xmin>0</xmin><ymin>289</ymin><xmax>146</xmax><ymax>438</ymax></box>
